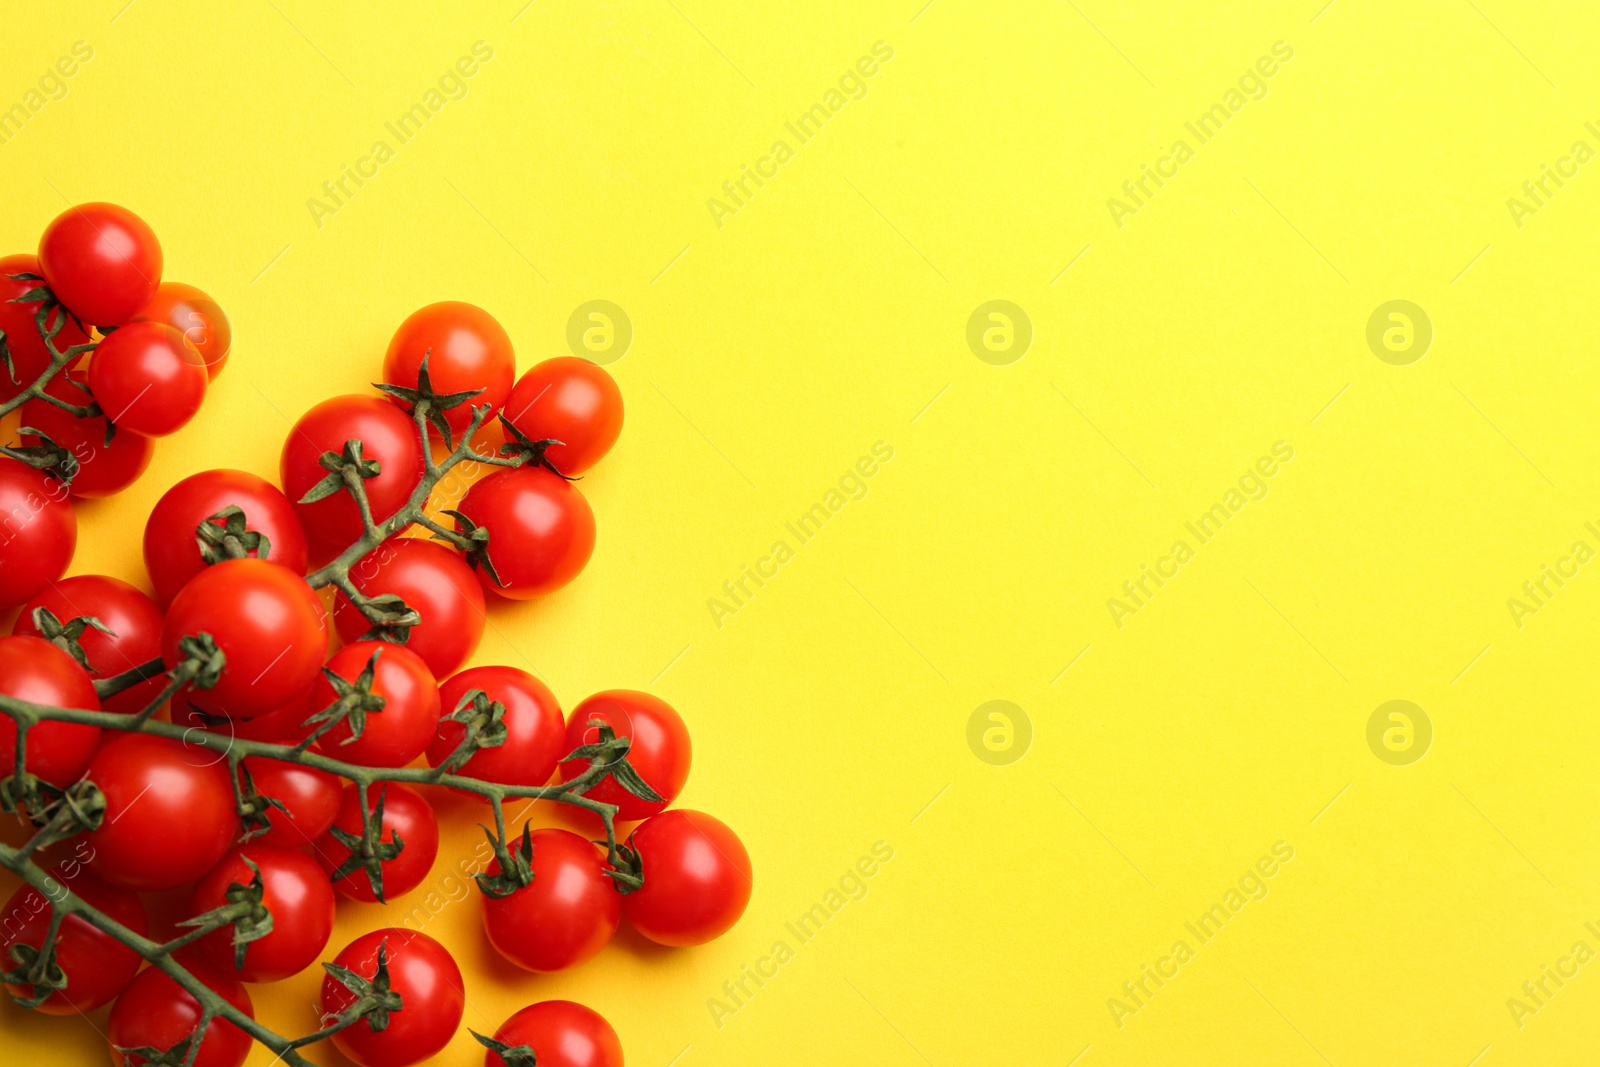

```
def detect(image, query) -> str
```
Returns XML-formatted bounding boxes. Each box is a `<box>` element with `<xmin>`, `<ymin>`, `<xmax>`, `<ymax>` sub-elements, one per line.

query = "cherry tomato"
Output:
<box><xmin>143</xmin><ymin>468</ymin><xmax>309</xmax><ymax>605</ymax></box>
<box><xmin>108</xmin><ymin>955</ymin><xmax>253</xmax><ymax>1067</ymax></box>
<box><xmin>280</xmin><ymin>395</ymin><xmax>426</xmax><ymax>556</ymax></box>
<box><xmin>0</xmin><ymin>252</ymin><xmax>90</xmax><ymax>405</ymax></box>
<box><xmin>316</xmin><ymin>782</ymin><xmax>438</xmax><ymax>903</ymax></box>
<box><xmin>502</xmin><ymin>358</ymin><xmax>623</xmax><ymax>475</ymax></box>
<box><xmin>0</xmin><ymin>456</ymin><xmax>75</xmax><ymax>610</ymax></box>
<box><xmin>428</xmin><ymin>666</ymin><xmax>563</xmax><ymax>791</ymax></box>
<box><xmin>38</xmin><ymin>202</ymin><xmax>162</xmax><ymax>327</ymax></box>
<box><xmin>334</xmin><ymin>538</ymin><xmax>486</xmax><ymax>677</ymax></box>
<box><xmin>134</xmin><ymin>281</ymin><xmax>231</xmax><ymax>379</ymax></box>
<box><xmin>86</xmin><ymin>733</ymin><xmax>239</xmax><ymax>891</ymax></box>
<box><xmin>383</xmin><ymin>301</ymin><xmax>514</xmax><ymax>434</ymax></box>
<box><xmin>241</xmin><ymin>755</ymin><xmax>341</xmax><ymax>847</ymax></box>
<box><xmin>481</xmin><ymin>1001</ymin><xmax>623</xmax><ymax>1067</ymax></box>
<box><xmin>87</xmin><ymin>321</ymin><xmax>206</xmax><ymax>437</ymax></box>
<box><xmin>321</xmin><ymin>928</ymin><xmax>464</xmax><ymax>1067</ymax></box>
<box><xmin>0</xmin><ymin>635</ymin><xmax>100</xmax><ymax>788</ymax></box>
<box><xmin>191</xmin><ymin>843</ymin><xmax>335</xmax><ymax>982</ymax></box>
<box><xmin>171</xmin><ymin>687</ymin><xmax>315</xmax><ymax>746</ymax></box>
<box><xmin>160</xmin><ymin>558</ymin><xmax>327</xmax><ymax>720</ymax></box>
<box><xmin>13</xmin><ymin>574</ymin><xmax>165</xmax><ymax>713</ymax></box>
<box><xmin>19</xmin><ymin>367</ymin><xmax>154</xmax><ymax>498</ymax></box>
<box><xmin>559</xmin><ymin>690</ymin><xmax>690</xmax><ymax>822</ymax></box>
<box><xmin>310</xmin><ymin>640</ymin><xmax>440</xmax><ymax>768</ymax></box>
<box><xmin>0</xmin><ymin>864</ymin><xmax>147</xmax><ymax>1014</ymax></box>
<box><xmin>454</xmin><ymin>467</ymin><xmax>593</xmax><ymax>599</ymax></box>
<box><xmin>622</xmin><ymin>810</ymin><xmax>751</xmax><ymax>947</ymax></box>
<box><xmin>481</xmin><ymin>828</ymin><xmax>619</xmax><ymax>973</ymax></box>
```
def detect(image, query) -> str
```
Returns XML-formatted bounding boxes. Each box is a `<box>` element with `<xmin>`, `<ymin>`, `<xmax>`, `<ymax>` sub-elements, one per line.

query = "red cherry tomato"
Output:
<box><xmin>454</xmin><ymin>467</ymin><xmax>594</xmax><ymax>599</ymax></box>
<box><xmin>0</xmin><ymin>635</ymin><xmax>100</xmax><ymax>788</ymax></box>
<box><xmin>559</xmin><ymin>690</ymin><xmax>690</xmax><ymax>822</ymax></box>
<box><xmin>0</xmin><ymin>253</ymin><xmax>90</xmax><ymax>405</ymax></box>
<box><xmin>315</xmin><ymin>782</ymin><xmax>439</xmax><ymax>903</ymax></box>
<box><xmin>171</xmin><ymin>687</ymin><xmax>314</xmax><ymax>746</ymax></box>
<box><xmin>85</xmin><ymin>733</ymin><xmax>239</xmax><ymax>892</ymax></box>
<box><xmin>0</xmin><ymin>457</ymin><xmax>75</xmax><ymax>610</ymax></box>
<box><xmin>19</xmin><ymin>368</ymin><xmax>154</xmax><ymax>498</ymax></box>
<box><xmin>383</xmin><ymin>301</ymin><xmax>514</xmax><ymax>434</ymax></box>
<box><xmin>38</xmin><ymin>202</ymin><xmax>162</xmax><ymax>327</ymax></box>
<box><xmin>310</xmin><ymin>641</ymin><xmax>440</xmax><ymax>768</ymax></box>
<box><xmin>481</xmin><ymin>1001</ymin><xmax>623</xmax><ymax>1067</ymax></box>
<box><xmin>334</xmin><ymin>538</ymin><xmax>486</xmax><ymax>678</ymax></box>
<box><xmin>242</xmin><ymin>755</ymin><xmax>341</xmax><ymax>848</ymax></box>
<box><xmin>622</xmin><ymin>810</ymin><xmax>751</xmax><ymax>946</ymax></box>
<box><xmin>160</xmin><ymin>558</ymin><xmax>327</xmax><ymax>720</ymax></box>
<box><xmin>481</xmin><ymin>828</ymin><xmax>620</xmax><ymax>973</ymax></box>
<box><xmin>143</xmin><ymin>468</ymin><xmax>310</xmax><ymax>605</ymax></box>
<box><xmin>321</xmin><ymin>928</ymin><xmax>464</xmax><ymax>1067</ymax></box>
<box><xmin>280</xmin><ymin>395</ymin><xmax>427</xmax><ymax>556</ymax></box>
<box><xmin>87</xmin><ymin>321</ymin><xmax>207</xmax><ymax>437</ymax></box>
<box><xmin>108</xmin><ymin>955</ymin><xmax>253</xmax><ymax>1067</ymax></box>
<box><xmin>133</xmin><ymin>281</ymin><xmax>231</xmax><ymax>379</ymax></box>
<box><xmin>428</xmin><ymin>666</ymin><xmax>564</xmax><ymax>791</ymax></box>
<box><xmin>13</xmin><ymin>574</ymin><xmax>165</xmax><ymax>713</ymax></box>
<box><xmin>191</xmin><ymin>843</ymin><xmax>335</xmax><ymax>982</ymax></box>
<box><xmin>0</xmin><ymin>864</ymin><xmax>148</xmax><ymax>1014</ymax></box>
<box><xmin>502</xmin><ymin>358</ymin><xmax>623</xmax><ymax>475</ymax></box>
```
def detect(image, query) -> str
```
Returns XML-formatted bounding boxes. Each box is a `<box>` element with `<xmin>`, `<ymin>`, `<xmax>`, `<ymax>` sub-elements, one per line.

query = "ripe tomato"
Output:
<box><xmin>20</xmin><ymin>368</ymin><xmax>154</xmax><ymax>498</ymax></box>
<box><xmin>334</xmin><ymin>538</ymin><xmax>486</xmax><ymax>677</ymax></box>
<box><xmin>0</xmin><ymin>865</ymin><xmax>148</xmax><ymax>1014</ymax></box>
<box><xmin>559</xmin><ymin>690</ymin><xmax>690</xmax><ymax>822</ymax></box>
<box><xmin>172</xmin><ymin>687</ymin><xmax>315</xmax><ymax>746</ymax></box>
<box><xmin>0</xmin><ymin>456</ymin><xmax>75</xmax><ymax>610</ymax></box>
<box><xmin>13</xmin><ymin>574</ymin><xmax>165</xmax><ymax>713</ymax></box>
<box><xmin>480</xmin><ymin>1001</ymin><xmax>623</xmax><ymax>1067</ymax></box>
<box><xmin>0</xmin><ymin>635</ymin><xmax>100</xmax><ymax>788</ymax></box>
<box><xmin>622</xmin><ymin>810</ymin><xmax>751</xmax><ymax>946</ymax></box>
<box><xmin>316</xmin><ymin>782</ymin><xmax>438</xmax><ymax>903</ymax></box>
<box><xmin>280</xmin><ymin>394</ymin><xmax>426</xmax><ymax>556</ymax></box>
<box><xmin>481</xmin><ymin>828</ymin><xmax>620</xmax><ymax>973</ymax></box>
<box><xmin>383</xmin><ymin>301</ymin><xmax>514</xmax><ymax>434</ymax></box>
<box><xmin>38</xmin><ymin>202</ymin><xmax>162</xmax><ymax>327</ymax></box>
<box><xmin>191</xmin><ymin>843</ymin><xmax>335</xmax><ymax>982</ymax></box>
<box><xmin>143</xmin><ymin>468</ymin><xmax>309</xmax><ymax>605</ymax></box>
<box><xmin>87</xmin><ymin>321</ymin><xmax>207</xmax><ymax>437</ymax></box>
<box><xmin>502</xmin><ymin>358</ymin><xmax>623</xmax><ymax>475</ymax></box>
<box><xmin>160</xmin><ymin>558</ymin><xmax>327</xmax><ymax>720</ymax></box>
<box><xmin>428</xmin><ymin>666</ymin><xmax>564</xmax><ymax>791</ymax></box>
<box><xmin>108</xmin><ymin>955</ymin><xmax>252</xmax><ymax>1067</ymax></box>
<box><xmin>0</xmin><ymin>252</ymin><xmax>90</xmax><ymax>404</ymax></box>
<box><xmin>321</xmin><ymin>928</ymin><xmax>464</xmax><ymax>1067</ymax></box>
<box><xmin>86</xmin><ymin>733</ymin><xmax>239</xmax><ymax>892</ymax></box>
<box><xmin>133</xmin><ymin>281</ymin><xmax>231</xmax><ymax>379</ymax></box>
<box><xmin>310</xmin><ymin>640</ymin><xmax>440</xmax><ymax>768</ymax></box>
<box><xmin>454</xmin><ymin>467</ymin><xmax>593</xmax><ymax>599</ymax></box>
<box><xmin>241</xmin><ymin>755</ymin><xmax>341</xmax><ymax>847</ymax></box>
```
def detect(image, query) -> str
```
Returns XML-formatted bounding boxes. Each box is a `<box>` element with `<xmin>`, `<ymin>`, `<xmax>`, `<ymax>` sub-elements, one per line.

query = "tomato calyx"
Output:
<box><xmin>195</xmin><ymin>505</ymin><xmax>274</xmax><ymax>565</ymax></box>
<box><xmin>233</xmin><ymin>762</ymin><xmax>291</xmax><ymax>841</ymax></box>
<box><xmin>496</xmin><ymin>414</ymin><xmax>573</xmax><ymax>480</ymax></box>
<box><xmin>470</xmin><ymin>1029</ymin><xmax>541</xmax><ymax>1067</ymax></box>
<box><xmin>300</xmin><ymin>648</ymin><xmax>387</xmax><ymax>749</ymax></box>
<box><xmin>178</xmin><ymin>856</ymin><xmax>274</xmax><ymax>970</ymax></box>
<box><xmin>347</xmin><ymin>591</ymin><xmax>423</xmax><ymax>644</ymax></box>
<box><xmin>25</xmin><ymin>606</ymin><xmax>115</xmax><ymax>674</ymax></box>
<box><xmin>11</xmin><ymin>779</ymin><xmax>106</xmax><ymax>852</ymax></box>
<box><xmin>0</xmin><ymin>428</ymin><xmax>78</xmax><ymax>483</ymax></box>
<box><xmin>603</xmin><ymin>836</ymin><xmax>646</xmax><ymax>894</ymax></box>
<box><xmin>322</xmin><ymin>937</ymin><xmax>404</xmax><ymax>1033</ymax></box>
<box><xmin>473</xmin><ymin>821</ymin><xmax>535</xmax><ymax>899</ymax></box>
<box><xmin>2</xmin><ymin>926</ymin><xmax>69</xmax><ymax>1010</ymax></box>
<box><xmin>112</xmin><ymin>1032</ymin><xmax>202</xmax><ymax>1067</ymax></box>
<box><xmin>438</xmin><ymin>508</ymin><xmax>505</xmax><ymax>589</ymax></box>
<box><xmin>326</xmin><ymin>787</ymin><xmax>405</xmax><ymax>902</ymax></box>
<box><xmin>298</xmin><ymin>439</ymin><xmax>383</xmax><ymax>507</ymax></box>
<box><xmin>560</xmin><ymin>719</ymin><xmax>665</xmax><ymax>806</ymax></box>
<box><xmin>431</xmin><ymin>688</ymin><xmax>508</xmax><ymax>774</ymax></box>
<box><xmin>375</xmin><ymin>352</ymin><xmax>485</xmax><ymax>449</ymax></box>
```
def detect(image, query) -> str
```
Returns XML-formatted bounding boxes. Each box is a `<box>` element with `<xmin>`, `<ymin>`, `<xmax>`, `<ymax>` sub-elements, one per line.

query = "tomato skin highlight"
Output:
<box><xmin>160</xmin><ymin>557</ymin><xmax>328</xmax><ymax>720</ymax></box>
<box><xmin>310</xmin><ymin>640</ymin><xmax>441</xmax><ymax>768</ymax></box>
<box><xmin>0</xmin><ymin>635</ymin><xmax>100</xmax><ymax>788</ymax></box>
<box><xmin>427</xmin><ymin>666</ymin><xmax>564</xmax><ymax>791</ymax></box>
<box><xmin>242</xmin><ymin>755</ymin><xmax>341</xmax><ymax>847</ymax></box>
<box><xmin>622</xmin><ymin>810</ymin><xmax>752</xmax><ymax>947</ymax></box>
<box><xmin>455</xmin><ymin>466</ymin><xmax>595</xmax><ymax>599</ymax></box>
<box><xmin>383</xmin><ymin>301</ymin><xmax>515</xmax><ymax>434</ymax></box>
<box><xmin>559</xmin><ymin>690</ymin><xmax>690</xmax><ymax>822</ymax></box>
<box><xmin>0</xmin><ymin>252</ymin><xmax>91</xmax><ymax>405</ymax></box>
<box><xmin>0</xmin><ymin>457</ymin><xmax>75</xmax><ymax>610</ymax></box>
<box><xmin>19</xmin><ymin>367</ymin><xmax>154</xmax><ymax>498</ymax></box>
<box><xmin>134</xmin><ymin>281</ymin><xmax>231</xmax><ymax>379</ymax></box>
<box><xmin>334</xmin><ymin>538</ymin><xmax>486</xmax><ymax>677</ymax></box>
<box><xmin>38</xmin><ymin>202</ymin><xmax>162</xmax><ymax>327</ymax></box>
<box><xmin>85</xmin><ymin>733</ymin><xmax>240</xmax><ymax>892</ymax></box>
<box><xmin>502</xmin><ymin>357</ymin><xmax>624</xmax><ymax>475</ymax></box>
<box><xmin>108</xmin><ymin>955</ymin><xmax>253</xmax><ymax>1067</ymax></box>
<box><xmin>321</xmin><ymin>928</ymin><xmax>465</xmax><ymax>1067</ymax></box>
<box><xmin>13</xmin><ymin>574</ymin><xmax>165</xmax><ymax>713</ymax></box>
<box><xmin>316</xmin><ymin>782</ymin><xmax>439</xmax><ymax>903</ymax></box>
<box><xmin>481</xmin><ymin>828</ymin><xmax>620</xmax><ymax>973</ymax></box>
<box><xmin>86</xmin><ymin>321</ymin><xmax>207</xmax><ymax>437</ymax></box>
<box><xmin>0</xmin><ymin>864</ymin><xmax>148</xmax><ymax>1014</ymax></box>
<box><xmin>191</xmin><ymin>844</ymin><xmax>335</xmax><ymax>982</ymax></box>
<box><xmin>143</xmin><ymin>468</ymin><xmax>310</xmax><ymax>605</ymax></box>
<box><xmin>483</xmin><ymin>1000</ymin><xmax>624</xmax><ymax>1067</ymax></box>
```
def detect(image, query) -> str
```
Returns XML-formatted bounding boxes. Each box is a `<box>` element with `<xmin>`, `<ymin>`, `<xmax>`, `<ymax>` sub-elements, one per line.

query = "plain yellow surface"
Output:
<box><xmin>4</xmin><ymin>0</ymin><xmax>1600</xmax><ymax>1064</ymax></box>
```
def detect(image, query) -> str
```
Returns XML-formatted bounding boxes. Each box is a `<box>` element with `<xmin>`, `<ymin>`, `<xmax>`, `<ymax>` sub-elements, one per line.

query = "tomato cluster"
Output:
<box><xmin>0</xmin><ymin>204</ymin><xmax>751</xmax><ymax>1067</ymax></box>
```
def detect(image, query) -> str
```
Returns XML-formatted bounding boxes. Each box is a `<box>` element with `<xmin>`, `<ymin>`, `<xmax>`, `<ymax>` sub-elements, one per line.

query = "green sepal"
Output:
<box><xmin>234</xmin><ymin>761</ymin><xmax>290</xmax><ymax>841</ymax></box>
<box><xmin>177</xmin><ymin>857</ymin><xmax>274</xmax><ymax>971</ymax></box>
<box><xmin>374</xmin><ymin>351</ymin><xmax>484</xmax><ymax>450</ymax></box>
<box><xmin>110</xmin><ymin>1036</ymin><xmax>196</xmax><ymax>1067</ymax></box>
<box><xmin>195</xmin><ymin>505</ymin><xmax>273</xmax><ymax>564</ymax></box>
<box><xmin>174</xmin><ymin>632</ymin><xmax>227</xmax><ymax>691</ymax></box>
<box><xmin>326</xmin><ymin>786</ymin><xmax>403</xmax><ymax>903</ymax></box>
<box><xmin>439</xmin><ymin>509</ymin><xmax>505</xmax><ymax>590</ymax></box>
<box><xmin>2</xmin><ymin>939</ymin><xmax>68</xmax><ymax>1010</ymax></box>
<box><xmin>2</xmin><ymin>429</ymin><xmax>78</xmax><ymax>483</ymax></box>
<box><xmin>351</xmin><ymin>593</ymin><xmax>422</xmax><ymax>644</ymax></box>
<box><xmin>496</xmin><ymin>413</ymin><xmax>573</xmax><ymax>480</ymax></box>
<box><xmin>473</xmin><ymin>821</ymin><xmax>535</xmax><ymax>900</ymax></box>
<box><xmin>432</xmin><ymin>688</ymin><xmax>508</xmax><ymax>774</ymax></box>
<box><xmin>558</xmin><ymin>718</ymin><xmax>664</xmax><ymax>803</ymax></box>
<box><xmin>322</xmin><ymin>937</ymin><xmax>404</xmax><ymax>1032</ymax></box>
<box><xmin>301</xmin><ymin>648</ymin><xmax>387</xmax><ymax>743</ymax></box>
<box><xmin>299</xmin><ymin>439</ymin><xmax>382</xmax><ymax>505</ymax></box>
<box><xmin>471</xmin><ymin>1029</ymin><xmax>540</xmax><ymax>1067</ymax></box>
<box><xmin>26</xmin><ymin>606</ymin><xmax>115</xmax><ymax>674</ymax></box>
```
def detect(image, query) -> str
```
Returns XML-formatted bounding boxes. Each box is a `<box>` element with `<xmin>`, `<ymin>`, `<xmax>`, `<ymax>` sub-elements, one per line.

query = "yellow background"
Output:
<box><xmin>3</xmin><ymin>0</ymin><xmax>1600</xmax><ymax>1064</ymax></box>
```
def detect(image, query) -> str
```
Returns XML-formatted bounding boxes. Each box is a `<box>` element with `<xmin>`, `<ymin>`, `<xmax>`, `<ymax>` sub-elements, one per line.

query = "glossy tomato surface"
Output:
<box><xmin>454</xmin><ymin>466</ymin><xmax>594</xmax><ymax>599</ymax></box>
<box><xmin>280</xmin><ymin>394</ymin><xmax>426</xmax><ymax>555</ymax></box>
<box><xmin>143</xmin><ymin>468</ymin><xmax>309</xmax><ymax>605</ymax></box>
<box><xmin>243</xmin><ymin>755</ymin><xmax>341</xmax><ymax>848</ymax></box>
<box><xmin>20</xmin><ymin>368</ymin><xmax>154</xmax><ymax>498</ymax></box>
<box><xmin>559</xmin><ymin>690</ymin><xmax>690</xmax><ymax>822</ymax></box>
<box><xmin>382</xmin><ymin>301</ymin><xmax>514</xmax><ymax>433</ymax></box>
<box><xmin>108</xmin><ymin>956</ymin><xmax>253</xmax><ymax>1067</ymax></box>
<box><xmin>13</xmin><ymin>574</ymin><xmax>165</xmax><ymax>713</ymax></box>
<box><xmin>321</xmin><ymin>928</ymin><xmax>464</xmax><ymax>1067</ymax></box>
<box><xmin>622</xmin><ymin>810</ymin><xmax>751</xmax><ymax>947</ymax></box>
<box><xmin>310</xmin><ymin>640</ymin><xmax>440</xmax><ymax>768</ymax></box>
<box><xmin>0</xmin><ymin>457</ymin><xmax>75</xmax><ymax>610</ymax></box>
<box><xmin>481</xmin><ymin>828</ymin><xmax>620</xmax><ymax>973</ymax></box>
<box><xmin>427</xmin><ymin>666</ymin><xmax>564</xmax><ymax>791</ymax></box>
<box><xmin>501</xmin><ymin>357</ymin><xmax>623</xmax><ymax>475</ymax></box>
<box><xmin>0</xmin><ymin>635</ymin><xmax>100</xmax><ymax>788</ymax></box>
<box><xmin>38</xmin><ymin>202</ymin><xmax>161</xmax><ymax>326</ymax></box>
<box><xmin>0</xmin><ymin>253</ymin><xmax>90</xmax><ymax>404</ymax></box>
<box><xmin>482</xmin><ymin>1000</ymin><xmax>624</xmax><ymax>1067</ymax></box>
<box><xmin>191</xmin><ymin>844</ymin><xmax>335</xmax><ymax>982</ymax></box>
<box><xmin>134</xmin><ymin>281</ymin><xmax>231</xmax><ymax>379</ymax></box>
<box><xmin>86</xmin><ymin>321</ymin><xmax>206</xmax><ymax>437</ymax></box>
<box><xmin>0</xmin><ymin>865</ymin><xmax>148</xmax><ymax>1015</ymax></box>
<box><xmin>316</xmin><ymin>782</ymin><xmax>439</xmax><ymax>903</ymax></box>
<box><xmin>334</xmin><ymin>538</ymin><xmax>485</xmax><ymax>677</ymax></box>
